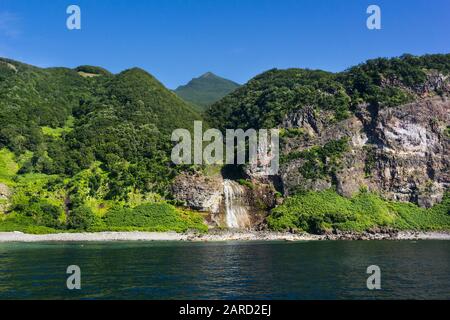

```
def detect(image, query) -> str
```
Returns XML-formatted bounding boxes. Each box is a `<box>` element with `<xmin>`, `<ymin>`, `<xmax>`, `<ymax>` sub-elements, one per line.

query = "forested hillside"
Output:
<box><xmin>0</xmin><ymin>54</ymin><xmax>449</xmax><ymax>235</ymax></box>
<box><xmin>0</xmin><ymin>57</ymin><xmax>206</xmax><ymax>233</ymax></box>
<box><xmin>206</xmin><ymin>54</ymin><xmax>450</xmax><ymax>130</ymax></box>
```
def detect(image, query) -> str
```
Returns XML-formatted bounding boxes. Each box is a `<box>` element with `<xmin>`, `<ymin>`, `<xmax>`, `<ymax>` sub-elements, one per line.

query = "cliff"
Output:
<box><xmin>279</xmin><ymin>96</ymin><xmax>449</xmax><ymax>208</ymax></box>
<box><xmin>176</xmin><ymin>54</ymin><xmax>450</xmax><ymax>231</ymax></box>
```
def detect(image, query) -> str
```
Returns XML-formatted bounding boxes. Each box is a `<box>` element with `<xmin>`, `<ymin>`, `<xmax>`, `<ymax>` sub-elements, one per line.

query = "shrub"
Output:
<box><xmin>0</xmin><ymin>213</ymin><xmax>58</xmax><ymax>234</ymax></box>
<box><xmin>237</xmin><ymin>179</ymin><xmax>254</xmax><ymax>189</ymax></box>
<box><xmin>281</xmin><ymin>138</ymin><xmax>349</xmax><ymax>179</ymax></box>
<box><xmin>67</xmin><ymin>204</ymin><xmax>97</xmax><ymax>230</ymax></box>
<box><xmin>102</xmin><ymin>203</ymin><xmax>207</xmax><ymax>232</ymax></box>
<box><xmin>268</xmin><ymin>190</ymin><xmax>450</xmax><ymax>233</ymax></box>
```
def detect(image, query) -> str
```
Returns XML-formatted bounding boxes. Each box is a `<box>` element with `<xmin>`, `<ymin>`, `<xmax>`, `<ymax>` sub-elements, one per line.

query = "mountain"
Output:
<box><xmin>0</xmin><ymin>57</ymin><xmax>206</xmax><ymax>233</ymax></box>
<box><xmin>175</xmin><ymin>72</ymin><xmax>240</xmax><ymax>110</ymax></box>
<box><xmin>0</xmin><ymin>54</ymin><xmax>449</xmax><ymax>235</ymax></box>
<box><xmin>206</xmin><ymin>54</ymin><xmax>450</xmax><ymax>130</ymax></box>
<box><xmin>0</xmin><ymin>58</ymin><xmax>200</xmax><ymax>154</ymax></box>
<box><xmin>187</xmin><ymin>53</ymin><xmax>449</xmax><ymax>232</ymax></box>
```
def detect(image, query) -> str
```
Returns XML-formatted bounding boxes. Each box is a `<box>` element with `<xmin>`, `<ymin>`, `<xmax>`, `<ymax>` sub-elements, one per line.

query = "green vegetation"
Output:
<box><xmin>237</xmin><ymin>179</ymin><xmax>254</xmax><ymax>189</ymax></box>
<box><xmin>279</xmin><ymin>128</ymin><xmax>306</xmax><ymax>139</ymax></box>
<box><xmin>100</xmin><ymin>203</ymin><xmax>207</xmax><ymax>232</ymax></box>
<box><xmin>363</xmin><ymin>145</ymin><xmax>377</xmax><ymax>178</ymax></box>
<box><xmin>0</xmin><ymin>58</ymin><xmax>201</xmax><ymax>198</ymax></box>
<box><xmin>0</xmin><ymin>166</ymin><xmax>207</xmax><ymax>233</ymax></box>
<box><xmin>340</xmin><ymin>54</ymin><xmax>450</xmax><ymax>107</ymax></box>
<box><xmin>74</xmin><ymin>65</ymin><xmax>112</xmax><ymax>76</ymax></box>
<box><xmin>201</xmin><ymin>164</ymin><xmax>223</xmax><ymax>177</ymax></box>
<box><xmin>281</xmin><ymin>138</ymin><xmax>349</xmax><ymax>180</ymax></box>
<box><xmin>0</xmin><ymin>148</ymin><xmax>19</xmax><ymax>184</ymax></box>
<box><xmin>268</xmin><ymin>190</ymin><xmax>450</xmax><ymax>233</ymax></box>
<box><xmin>41</xmin><ymin>116</ymin><xmax>74</xmax><ymax>138</ymax></box>
<box><xmin>207</xmin><ymin>68</ymin><xmax>352</xmax><ymax>130</ymax></box>
<box><xmin>0</xmin><ymin>54</ymin><xmax>449</xmax><ymax>234</ymax></box>
<box><xmin>0</xmin><ymin>58</ymin><xmax>207</xmax><ymax>233</ymax></box>
<box><xmin>67</xmin><ymin>204</ymin><xmax>97</xmax><ymax>230</ymax></box>
<box><xmin>207</xmin><ymin>54</ymin><xmax>450</xmax><ymax>131</ymax></box>
<box><xmin>0</xmin><ymin>213</ymin><xmax>59</xmax><ymax>234</ymax></box>
<box><xmin>175</xmin><ymin>72</ymin><xmax>240</xmax><ymax>111</ymax></box>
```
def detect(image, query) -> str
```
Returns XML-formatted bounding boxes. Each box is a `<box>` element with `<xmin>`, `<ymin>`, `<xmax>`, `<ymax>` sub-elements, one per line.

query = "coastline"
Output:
<box><xmin>0</xmin><ymin>230</ymin><xmax>450</xmax><ymax>242</ymax></box>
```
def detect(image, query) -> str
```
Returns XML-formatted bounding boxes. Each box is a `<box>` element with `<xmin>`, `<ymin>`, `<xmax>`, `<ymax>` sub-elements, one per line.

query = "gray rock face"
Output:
<box><xmin>171</xmin><ymin>173</ymin><xmax>223</xmax><ymax>213</ymax></box>
<box><xmin>381</xmin><ymin>71</ymin><xmax>450</xmax><ymax>98</ymax></box>
<box><xmin>282</xmin><ymin>106</ymin><xmax>326</xmax><ymax>135</ymax></box>
<box><xmin>416</xmin><ymin>72</ymin><xmax>449</xmax><ymax>96</ymax></box>
<box><xmin>0</xmin><ymin>183</ymin><xmax>12</xmax><ymax>213</ymax></box>
<box><xmin>172</xmin><ymin>172</ymin><xmax>277</xmax><ymax>229</ymax></box>
<box><xmin>0</xmin><ymin>183</ymin><xmax>11</xmax><ymax>199</ymax></box>
<box><xmin>280</xmin><ymin>96</ymin><xmax>449</xmax><ymax>207</ymax></box>
<box><xmin>370</xmin><ymin>97</ymin><xmax>449</xmax><ymax>207</ymax></box>
<box><xmin>172</xmin><ymin>93</ymin><xmax>449</xmax><ymax>228</ymax></box>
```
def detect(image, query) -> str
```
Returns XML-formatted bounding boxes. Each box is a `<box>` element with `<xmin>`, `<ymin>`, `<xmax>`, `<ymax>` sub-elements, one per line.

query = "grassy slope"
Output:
<box><xmin>0</xmin><ymin>134</ymin><xmax>207</xmax><ymax>234</ymax></box>
<box><xmin>0</xmin><ymin>148</ymin><xmax>18</xmax><ymax>184</ymax></box>
<box><xmin>268</xmin><ymin>190</ymin><xmax>450</xmax><ymax>233</ymax></box>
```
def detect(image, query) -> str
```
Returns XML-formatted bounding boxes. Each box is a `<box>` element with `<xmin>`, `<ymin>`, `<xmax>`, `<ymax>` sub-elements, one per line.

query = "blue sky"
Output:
<box><xmin>0</xmin><ymin>0</ymin><xmax>449</xmax><ymax>89</ymax></box>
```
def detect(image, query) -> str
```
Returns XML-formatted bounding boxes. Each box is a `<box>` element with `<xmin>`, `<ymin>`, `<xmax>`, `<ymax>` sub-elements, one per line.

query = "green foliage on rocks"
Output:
<box><xmin>281</xmin><ymin>138</ymin><xmax>349</xmax><ymax>180</ymax></box>
<box><xmin>206</xmin><ymin>54</ymin><xmax>450</xmax><ymax>131</ymax></box>
<box><xmin>207</xmin><ymin>68</ymin><xmax>352</xmax><ymax>130</ymax></box>
<box><xmin>0</xmin><ymin>54</ymin><xmax>449</xmax><ymax>234</ymax></box>
<box><xmin>268</xmin><ymin>190</ymin><xmax>450</xmax><ymax>233</ymax></box>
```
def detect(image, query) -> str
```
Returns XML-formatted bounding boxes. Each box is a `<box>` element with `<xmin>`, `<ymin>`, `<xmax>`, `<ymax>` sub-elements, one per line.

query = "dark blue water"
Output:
<box><xmin>0</xmin><ymin>241</ymin><xmax>449</xmax><ymax>299</ymax></box>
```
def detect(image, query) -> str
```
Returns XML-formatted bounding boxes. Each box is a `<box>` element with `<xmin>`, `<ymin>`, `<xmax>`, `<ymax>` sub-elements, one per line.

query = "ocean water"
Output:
<box><xmin>0</xmin><ymin>240</ymin><xmax>449</xmax><ymax>300</ymax></box>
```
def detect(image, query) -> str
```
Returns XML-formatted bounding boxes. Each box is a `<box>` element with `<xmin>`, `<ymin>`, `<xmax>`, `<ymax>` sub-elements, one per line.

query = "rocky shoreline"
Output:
<box><xmin>0</xmin><ymin>230</ymin><xmax>449</xmax><ymax>242</ymax></box>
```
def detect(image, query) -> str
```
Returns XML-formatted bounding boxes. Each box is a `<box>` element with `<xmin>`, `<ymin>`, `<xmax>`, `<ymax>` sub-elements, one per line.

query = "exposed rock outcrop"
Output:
<box><xmin>381</xmin><ymin>71</ymin><xmax>449</xmax><ymax>98</ymax></box>
<box><xmin>280</xmin><ymin>96</ymin><xmax>450</xmax><ymax>207</ymax></box>
<box><xmin>0</xmin><ymin>183</ymin><xmax>12</xmax><ymax>213</ymax></box>
<box><xmin>172</xmin><ymin>172</ymin><xmax>276</xmax><ymax>229</ymax></box>
<box><xmin>173</xmin><ymin>95</ymin><xmax>448</xmax><ymax>233</ymax></box>
<box><xmin>171</xmin><ymin>173</ymin><xmax>223</xmax><ymax>213</ymax></box>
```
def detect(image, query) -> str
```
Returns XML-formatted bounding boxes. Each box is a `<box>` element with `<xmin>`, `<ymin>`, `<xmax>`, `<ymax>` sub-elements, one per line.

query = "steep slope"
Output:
<box><xmin>200</xmin><ymin>54</ymin><xmax>450</xmax><ymax>231</ymax></box>
<box><xmin>108</xmin><ymin>68</ymin><xmax>200</xmax><ymax>135</ymax></box>
<box><xmin>0</xmin><ymin>58</ymin><xmax>94</xmax><ymax>154</ymax></box>
<box><xmin>0</xmin><ymin>59</ymin><xmax>201</xmax><ymax>177</ymax></box>
<box><xmin>175</xmin><ymin>72</ymin><xmax>240</xmax><ymax>111</ymax></box>
<box><xmin>55</xmin><ymin>67</ymin><xmax>203</xmax><ymax>196</ymax></box>
<box><xmin>206</xmin><ymin>54</ymin><xmax>450</xmax><ymax>130</ymax></box>
<box><xmin>0</xmin><ymin>58</ymin><xmax>206</xmax><ymax>233</ymax></box>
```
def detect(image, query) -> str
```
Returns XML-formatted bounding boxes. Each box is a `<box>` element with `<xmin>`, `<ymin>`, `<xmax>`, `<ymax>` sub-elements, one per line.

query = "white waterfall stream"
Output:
<box><xmin>223</xmin><ymin>179</ymin><xmax>251</xmax><ymax>229</ymax></box>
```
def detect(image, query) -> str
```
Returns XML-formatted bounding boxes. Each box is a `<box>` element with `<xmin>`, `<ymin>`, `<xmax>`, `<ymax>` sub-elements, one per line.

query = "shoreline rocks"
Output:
<box><xmin>0</xmin><ymin>230</ymin><xmax>449</xmax><ymax>243</ymax></box>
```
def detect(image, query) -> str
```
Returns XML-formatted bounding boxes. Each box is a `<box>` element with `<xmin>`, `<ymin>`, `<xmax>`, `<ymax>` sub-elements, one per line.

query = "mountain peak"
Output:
<box><xmin>175</xmin><ymin>72</ymin><xmax>240</xmax><ymax>111</ymax></box>
<box><xmin>200</xmin><ymin>72</ymin><xmax>217</xmax><ymax>79</ymax></box>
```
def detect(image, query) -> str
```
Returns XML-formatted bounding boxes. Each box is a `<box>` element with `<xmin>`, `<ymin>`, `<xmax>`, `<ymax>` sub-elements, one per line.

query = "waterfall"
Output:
<box><xmin>223</xmin><ymin>179</ymin><xmax>251</xmax><ymax>229</ymax></box>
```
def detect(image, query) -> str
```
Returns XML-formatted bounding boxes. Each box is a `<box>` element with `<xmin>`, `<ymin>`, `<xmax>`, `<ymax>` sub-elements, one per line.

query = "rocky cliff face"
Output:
<box><xmin>175</xmin><ymin>58</ymin><xmax>450</xmax><ymax>228</ymax></box>
<box><xmin>173</xmin><ymin>95</ymin><xmax>449</xmax><ymax>228</ymax></box>
<box><xmin>172</xmin><ymin>173</ymin><xmax>224</xmax><ymax>214</ymax></box>
<box><xmin>0</xmin><ymin>183</ymin><xmax>12</xmax><ymax>213</ymax></box>
<box><xmin>279</xmin><ymin>95</ymin><xmax>449</xmax><ymax>208</ymax></box>
<box><xmin>172</xmin><ymin>172</ymin><xmax>276</xmax><ymax>229</ymax></box>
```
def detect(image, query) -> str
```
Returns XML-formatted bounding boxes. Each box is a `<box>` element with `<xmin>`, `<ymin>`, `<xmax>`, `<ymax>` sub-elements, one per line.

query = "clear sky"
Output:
<box><xmin>0</xmin><ymin>0</ymin><xmax>449</xmax><ymax>89</ymax></box>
